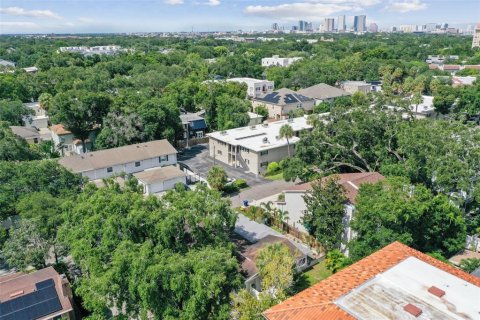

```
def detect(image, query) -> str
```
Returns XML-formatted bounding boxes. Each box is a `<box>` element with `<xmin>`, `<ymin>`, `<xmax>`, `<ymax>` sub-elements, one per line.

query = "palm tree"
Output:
<box><xmin>279</xmin><ymin>124</ymin><xmax>294</xmax><ymax>157</ymax></box>
<box><xmin>412</xmin><ymin>92</ymin><xmax>423</xmax><ymax>117</ymax></box>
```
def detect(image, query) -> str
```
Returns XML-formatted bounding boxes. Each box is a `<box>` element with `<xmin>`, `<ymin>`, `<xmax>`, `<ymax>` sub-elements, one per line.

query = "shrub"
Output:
<box><xmin>266</xmin><ymin>162</ymin><xmax>280</xmax><ymax>176</ymax></box>
<box><xmin>234</xmin><ymin>179</ymin><xmax>248</xmax><ymax>189</ymax></box>
<box><xmin>223</xmin><ymin>183</ymin><xmax>239</xmax><ymax>194</ymax></box>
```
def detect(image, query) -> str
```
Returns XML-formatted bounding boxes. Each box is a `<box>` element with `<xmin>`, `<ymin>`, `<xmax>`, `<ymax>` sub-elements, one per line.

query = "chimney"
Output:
<box><xmin>428</xmin><ymin>286</ymin><xmax>445</xmax><ymax>298</ymax></box>
<box><xmin>404</xmin><ymin>304</ymin><xmax>422</xmax><ymax>317</ymax></box>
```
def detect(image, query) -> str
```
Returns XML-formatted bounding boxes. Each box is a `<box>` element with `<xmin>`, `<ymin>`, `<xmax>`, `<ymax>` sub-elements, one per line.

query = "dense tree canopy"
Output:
<box><xmin>349</xmin><ymin>177</ymin><xmax>466</xmax><ymax>260</ymax></box>
<box><xmin>59</xmin><ymin>184</ymin><xmax>240</xmax><ymax>319</ymax></box>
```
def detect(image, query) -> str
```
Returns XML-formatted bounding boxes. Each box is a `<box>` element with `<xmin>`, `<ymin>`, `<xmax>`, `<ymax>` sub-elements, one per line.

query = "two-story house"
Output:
<box><xmin>51</xmin><ymin>124</ymin><xmax>96</xmax><ymax>155</ymax></box>
<box><xmin>59</xmin><ymin>139</ymin><xmax>178</xmax><ymax>181</ymax></box>
<box><xmin>252</xmin><ymin>88</ymin><xmax>315</xmax><ymax>120</ymax></box>
<box><xmin>277</xmin><ymin>172</ymin><xmax>385</xmax><ymax>252</ymax></box>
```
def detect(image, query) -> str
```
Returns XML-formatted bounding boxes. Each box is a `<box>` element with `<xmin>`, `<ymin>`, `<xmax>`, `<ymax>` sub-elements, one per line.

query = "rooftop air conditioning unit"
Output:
<box><xmin>262</xmin><ymin>137</ymin><xmax>268</xmax><ymax>143</ymax></box>
<box><xmin>221</xmin><ymin>131</ymin><xmax>227</xmax><ymax>135</ymax></box>
<box><xmin>262</xmin><ymin>123</ymin><xmax>268</xmax><ymax>127</ymax></box>
<box><xmin>250</xmin><ymin>126</ymin><xmax>256</xmax><ymax>129</ymax></box>
<box><xmin>288</xmin><ymin>118</ymin><xmax>293</xmax><ymax>123</ymax></box>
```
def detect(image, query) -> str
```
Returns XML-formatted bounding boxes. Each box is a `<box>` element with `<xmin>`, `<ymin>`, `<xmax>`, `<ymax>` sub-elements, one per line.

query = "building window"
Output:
<box><xmin>107</xmin><ymin>167</ymin><xmax>113</xmax><ymax>173</ymax></box>
<box><xmin>159</xmin><ymin>155</ymin><xmax>169</xmax><ymax>163</ymax></box>
<box><xmin>260</xmin><ymin>150</ymin><xmax>268</xmax><ymax>156</ymax></box>
<box><xmin>217</xmin><ymin>150</ymin><xmax>222</xmax><ymax>155</ymax></box>
<box><xmin>33</xmin><ymin>138</ymin><xmax>39</xmax><ymax>144</ymax></box>
<box><xmin>245</xmin><ymin>159</ymin><xmax>250</xmax><ymax>164</ymax></box>
<box><xmin>196</xmin><ymin>131</ymin><xmax>204</xmax><ymax>138</ymax></box>
<box><xmin>260</xmin><ymin>161</ymin><xmax>268</xmax><ymax>168</ymax></box>
<box><xmin>135</xmin><ymin>161</ymin><xmax>141</xmax><ymax>167</ymax></box>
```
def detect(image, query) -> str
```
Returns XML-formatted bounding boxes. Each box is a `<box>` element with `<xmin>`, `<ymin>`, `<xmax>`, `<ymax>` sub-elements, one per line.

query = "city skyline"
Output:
<box><xmin>0</xmin><ymin>0</ymin><xmax>479</xmax><ymax>34</ymax></box>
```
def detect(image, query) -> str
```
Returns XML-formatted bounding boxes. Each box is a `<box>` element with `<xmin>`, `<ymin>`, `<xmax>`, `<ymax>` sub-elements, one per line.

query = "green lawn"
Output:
<box><xmin>292</xmin><ymin>260</ymin><xmax>332</xmax><ymax>293</ymax></box>
<box><xmin>265</xmin><ymin>172</ymin><xmax>284</xmax><ymax>181</ymax></box>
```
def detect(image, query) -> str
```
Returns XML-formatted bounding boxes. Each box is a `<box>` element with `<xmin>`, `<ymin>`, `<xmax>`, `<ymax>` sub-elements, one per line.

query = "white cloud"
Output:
<box><xmin>244</xmin><ymin>0</ymin><xmax>381</xmax><ymax>20</ymax></box>
<box><xmin>245</xmin><ymin>3</ymin><xmax>352</xmax><ymax>20</ymax></box>
<box><xmin>206</xmin><ymin>0</ymin><xmax>221</xmax><ymax>6</ymax></box>
<box><xmin>0</xmin><ymin>7</ymin><xmax>62</xmax><ymax>19</ymax></box>
<box><xmin>385</xmin><ymin>0</ymin><xmax>427</xmax><ymax>13</ymax></box>
<box><xmin>164</xmin><ymin>0</ymin><xmax>184</xmax><ymax>5</ymax></box>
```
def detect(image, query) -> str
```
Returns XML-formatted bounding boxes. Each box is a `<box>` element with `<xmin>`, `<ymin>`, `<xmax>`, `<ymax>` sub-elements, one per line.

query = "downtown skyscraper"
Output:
<box><xmin>354</xmin><ymin>15</ymin><xmax>367</xmax><ymax>32</ymax></box>
<box><xmin>338</xmin><ymin>15</ymin><xmax>346</xmax><ymax>32</ymax></box>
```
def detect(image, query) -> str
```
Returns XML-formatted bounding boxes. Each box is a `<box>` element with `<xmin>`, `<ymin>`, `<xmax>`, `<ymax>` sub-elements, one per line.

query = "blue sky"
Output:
<box><xmin>0</xmin><ymin>0</ymin><xmax>478</xmax><ymax>34</ymax></box>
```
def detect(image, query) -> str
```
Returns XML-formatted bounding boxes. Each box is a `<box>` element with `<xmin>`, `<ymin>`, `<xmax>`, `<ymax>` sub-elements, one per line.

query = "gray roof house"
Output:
<box><xmin>59</xmin><ymin>139</ymin><xmax>178</xmax><ymax>180</ymax></box>
<box><xmin>9</xmin><ymin>126</ymin><xmax>42</xmax><ymax>144</ymax></box>
<box><xmin>234</xmin><ymin>214</ymin><xmax>320</xmax><ymax>296</ymax></box>
<box><xmin>252</xmin><ymin>88</ymin><xmax>315</xmax><ymax>120</ymax></box>
<box><xmin>297</xmin><ymin>83</ymin><xmax>350</xmax><ymax>103</ymax></box>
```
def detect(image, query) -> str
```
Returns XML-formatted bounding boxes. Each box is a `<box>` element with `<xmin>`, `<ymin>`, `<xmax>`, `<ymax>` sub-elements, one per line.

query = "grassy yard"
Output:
<box><xmin>265</xmin><ymin>172</ymin><xmax>284</xmax><ymax>181</ymax></box>
<box><xmin>292</xmin><ymin>260</ymin><xmax>332</xmax><ymax>293</ymax></box>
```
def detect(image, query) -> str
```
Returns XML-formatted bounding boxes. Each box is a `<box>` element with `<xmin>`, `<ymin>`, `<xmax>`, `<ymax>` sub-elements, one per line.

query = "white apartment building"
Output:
<box><xmin>59</xmin><ymin>139</ymin><xmax>178</xmax><ymax>180</ymax></box>
<box><xmin>227</xmin><ymin>78</ymin><xmax>274</xmax><ymax>98</ymax></box>
<box><xmin>261</xmin><ymin>55</ymin><xmax>303</xmax><ymax>67</ymax></box>
<box><xmin>207</xmin><ymin>116</ymin><xmax>313</xmax><ymax>175</ymax></box>
<box><xmin>473</xmin><ymin>23</ymin><xmax>480</xmax><ymax>48</ymax></box>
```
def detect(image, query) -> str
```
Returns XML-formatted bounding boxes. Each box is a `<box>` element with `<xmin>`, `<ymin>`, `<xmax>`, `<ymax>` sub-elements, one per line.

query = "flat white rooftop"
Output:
<box><xmin>227</xmin><ymin>78</ymin><xmax>273</xmax><ymax>84</ymax></box>
<box><xmin>336</xmin><ymin>256</ymin><xmax>480</xmax><ymax>319</ymax></box>
<box><xmin>207</xmin><ymin>116</ymin><xmax>313</xmax><ymax>152</ymax></box>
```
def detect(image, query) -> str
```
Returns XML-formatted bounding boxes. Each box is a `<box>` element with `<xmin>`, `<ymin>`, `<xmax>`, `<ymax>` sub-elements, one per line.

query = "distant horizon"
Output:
<box><xmin>1</xmin><ymin>0</ymin><xmax>479</xmax><ymax>34</ymax></box>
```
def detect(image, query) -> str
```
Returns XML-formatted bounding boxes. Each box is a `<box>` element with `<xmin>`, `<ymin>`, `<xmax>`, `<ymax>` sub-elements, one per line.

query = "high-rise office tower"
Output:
<box><xmin>271</xmin><ymin>23</ymin><xmax>279</xmax><ymax>31</ymax></box>
<box><xmin>299</xmin><ymin>20</ymin><xmax>307</xmax><ymax>31</ymax></box>
<box><xmin>424</xmin><ymin>23</ymin><xmax>437</xmax><ymax>32</ymax></box>
<box><xmin>337</xmin><ymin>15</ymin><xmax>346</xmax><ymax>32</ymax></box>
<box><xmin>306</xmin><ymin>22</ymin><xmax>313</xmax><ymax>32</ymax></box>
<box><xmin>369</xmin><ymin>23</ymin><xmax>378</xmax><ymax>33</ymax></box>
<box><xmin>354</xmin><ymin>15</ymin><xmax>366</xmax><ymax>32</ymax></box>
<box><xmin>324</xmin><ymin>18</ymin><xmax>335</xmax><ymax>32</ymax></box>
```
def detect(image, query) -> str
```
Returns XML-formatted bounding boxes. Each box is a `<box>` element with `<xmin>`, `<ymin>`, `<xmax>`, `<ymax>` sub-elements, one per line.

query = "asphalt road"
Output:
<box><xmin>177</xmin><ymin>144</ymin><xmax>269</xmax><ymax>187</ymax></box>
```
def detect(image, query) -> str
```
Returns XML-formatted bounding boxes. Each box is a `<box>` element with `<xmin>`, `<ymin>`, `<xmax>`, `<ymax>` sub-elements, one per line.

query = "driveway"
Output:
<box><xmin>229</xmin><ymin>179</ymin><xmax>295</xmax><ymax>207</ymax></box>
<box><xmin>177</xmin><ymin>144</ymin><xmax>269</xmax><ymax>187</ymax></box>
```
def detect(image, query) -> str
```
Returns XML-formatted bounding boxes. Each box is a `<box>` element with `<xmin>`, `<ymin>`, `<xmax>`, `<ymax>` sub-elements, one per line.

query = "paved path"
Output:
<box><xmin>230</xmin><ymin>179</ymin><xmax>295</xmax><ymax>207</ymax></box>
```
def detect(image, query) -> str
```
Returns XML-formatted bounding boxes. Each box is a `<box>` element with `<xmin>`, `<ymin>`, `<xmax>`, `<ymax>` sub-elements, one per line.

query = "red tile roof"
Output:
<box><xmin>442</xmin><ymin>65</ymin><xmax>461</xmax><ymax>70</ymax></box>
<box><xmin>51</xmin><ymin>124</ymin><xmax>72</xmax><ymax>135</ymax></box>
<box><xmin>263</xmin><ymin>241</ymin><xmax>480</xmax><ymax>320</ymax></box>
<box><xmin>285</xmin><ymin>172</ymin><xmax>385</xmax><ymax>204</ymax></box>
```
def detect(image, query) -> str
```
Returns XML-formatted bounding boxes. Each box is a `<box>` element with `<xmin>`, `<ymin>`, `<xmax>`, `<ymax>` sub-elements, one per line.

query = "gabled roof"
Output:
<box><xmin>286</xmin><ymin>172</ymin><xmax>385</xmax><ymax>204</ymax></box>
<box><xmin>9</xmin><ymin>126</ymin><xmax>40</xmax><ymax>140</ymax></box>
<box><xmin>133</xmin><ymin>165</ymin><xmax>186</xmax><ymax>184</ymax></box>
<box><xmin>51</xmin><ymin>124</ymin><xmax>72</xmax><ymax>136</ymax></box>
<box><xmin>297</xmin><ymin>84</ymin><xmax>350</xmax><ymax>100</ymax></box>
<box><xmin>59</xmin><ymin>139</ymin><xmax>177</xmax><ymax>173</ymax></box>
<box><xmin>263</xmin><ymin>241</ymin><xmax>480</xmax><ymax>320</ymax></box>
<box><xmin>254</xmin><ymin>88</ymin><xmax>313</xmax><ymax>106</ymax></box>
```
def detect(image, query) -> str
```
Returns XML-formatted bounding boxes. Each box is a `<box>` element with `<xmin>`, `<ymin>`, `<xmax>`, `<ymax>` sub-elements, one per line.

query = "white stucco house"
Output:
<box><xmin>59</xmin><ymin>139</ymin><xmax>178</xmax><ymax>181</ymax></box>
<box><xmin>133</xmin><ymin>165</ymin><xmax>187</xmax><ymax>195</ymax></box>
<box><xmin>227</xmin><ymin>78</ymin><xmax>274</xmax><ymax>98</ymax></box>
<box><xmin>23</xmin><ymin>102</ymin><xmax>49</xmax><ymax>129</ymax></box>
<box><xmin>51</xmin><ymin>124</ymin><xmax>96</xmax><ymax>155</ymax></box>
<box><xmin>261</xmin><ymin>55</ymin><xmax>303</xmax><ymax>67</ymax></box>
<box><xmin>277</xmin><ymin>172</ymin><xmax>385</xmax><ymax>252</ymax></box>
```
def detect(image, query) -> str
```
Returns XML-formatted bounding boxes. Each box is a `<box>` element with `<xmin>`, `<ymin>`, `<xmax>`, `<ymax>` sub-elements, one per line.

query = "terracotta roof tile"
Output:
<box><xmin>263</xmin><ymin>241</ymin><xmax>480</xmax><ymax>320</ymax></box>
<box><xmin>285</xmin><ymin>172</ymin><xmax>385</xmax><ymax>204</ymax></box>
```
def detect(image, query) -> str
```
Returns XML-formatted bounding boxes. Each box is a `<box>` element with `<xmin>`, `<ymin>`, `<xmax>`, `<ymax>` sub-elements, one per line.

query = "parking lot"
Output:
<box><xmin>177</xmin><ymin>144</ymin><xmax>269</xmax><ymax>187</ymax></box>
